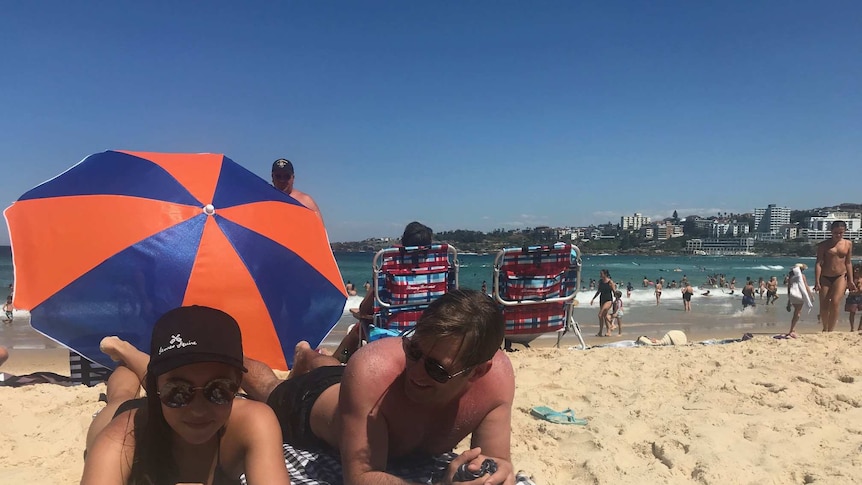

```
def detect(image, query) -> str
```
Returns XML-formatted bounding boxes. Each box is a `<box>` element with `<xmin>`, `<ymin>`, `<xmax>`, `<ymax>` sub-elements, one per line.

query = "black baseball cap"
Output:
<box><xmin>272</xmin><ymin>158</ymin><xmax>294</xmax><ymax>175</ymax></box>
<box><xmin>148</xmin><ymin>306</ymin><xmax>247</xmax><ymax>377</ymax></box>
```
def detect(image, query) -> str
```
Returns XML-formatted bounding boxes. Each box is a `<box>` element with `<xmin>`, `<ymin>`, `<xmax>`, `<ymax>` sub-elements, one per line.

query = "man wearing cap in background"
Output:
<box><xmin>272</xmin><ymin>158</ymin><xmax>322</xmax><ymax>219</ymax></box>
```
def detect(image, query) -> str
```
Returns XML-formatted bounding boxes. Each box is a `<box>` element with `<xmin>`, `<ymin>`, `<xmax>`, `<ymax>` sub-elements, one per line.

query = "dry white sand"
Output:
<box><xmin>2</xmin><ymin>333</ymin><xmax>862</xmax><ymax>484</ymax></box>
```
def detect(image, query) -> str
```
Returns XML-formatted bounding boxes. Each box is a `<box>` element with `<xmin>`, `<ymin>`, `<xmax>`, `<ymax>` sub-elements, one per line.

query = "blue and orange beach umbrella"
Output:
<box><xmin>4</xmin><ymin>151</ymin><xmax>346</xmax><ymax>371</ymax></box>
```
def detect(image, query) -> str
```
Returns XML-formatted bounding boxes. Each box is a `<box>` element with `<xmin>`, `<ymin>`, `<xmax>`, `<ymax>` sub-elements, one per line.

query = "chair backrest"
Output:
<box><xmin>69</xmin><ymin>350</ymin><xmax>111</xmax><ymax>387</ymax></box>
<box><xmin>372</xmin><ymin>244</ymin><xmax>459</xmax><ymax>333</ymax></box>
<box><xmin>493</xmin><ymin>243</ymin><xmax>581</xmax><ymax>338</ymax></box>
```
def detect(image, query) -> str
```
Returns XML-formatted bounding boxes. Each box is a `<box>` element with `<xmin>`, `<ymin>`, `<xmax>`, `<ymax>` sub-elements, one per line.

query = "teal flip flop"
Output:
<box><xmin>530</xmin><ymin>406</ymin><xmax>588</xmax><ymax>425</ymax></box>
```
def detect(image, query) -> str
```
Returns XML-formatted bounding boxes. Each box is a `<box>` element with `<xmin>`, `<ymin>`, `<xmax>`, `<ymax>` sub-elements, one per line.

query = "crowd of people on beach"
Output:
<box><xmin>581</xmin><ymin>220</ymin><xmax>858</xmax><ymax>340</ymax></box>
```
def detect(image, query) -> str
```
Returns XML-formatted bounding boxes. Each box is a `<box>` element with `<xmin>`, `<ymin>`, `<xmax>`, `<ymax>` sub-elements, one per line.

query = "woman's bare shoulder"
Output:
<box><xmin>229</xmin><ymin>398</ymin><xmax>279</xmax><ymax>423</ymax></box>
<box><xmin>101</xmin><ymin>409</ymin><xmax>138</xmax><ymax>441</ymax></box>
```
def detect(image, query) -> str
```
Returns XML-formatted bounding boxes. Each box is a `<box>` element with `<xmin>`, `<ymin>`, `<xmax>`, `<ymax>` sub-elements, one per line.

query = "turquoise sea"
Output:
<box><xmin>336</xmin><ymin>251</ymin><xmax>827</xmax><ymax>338</ymax></box>
<box><xmin>0</xmin><ymin>247</ymin><xmax>834</xmax><ymax>351</ymax></box>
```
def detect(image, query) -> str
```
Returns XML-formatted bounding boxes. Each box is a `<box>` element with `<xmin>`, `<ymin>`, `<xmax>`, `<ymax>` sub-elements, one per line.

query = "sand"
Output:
<box><xmin>2</xmin><ymin>333</ymin><xmax>862</xmax><ymax>484</ymax></box>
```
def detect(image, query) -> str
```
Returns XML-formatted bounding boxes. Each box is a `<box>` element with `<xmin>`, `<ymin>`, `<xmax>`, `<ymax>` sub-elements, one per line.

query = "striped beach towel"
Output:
<box><xmin>241</xmin><ymin>444</ymin><xmax>537</xmax><ymax>484</ymax></box>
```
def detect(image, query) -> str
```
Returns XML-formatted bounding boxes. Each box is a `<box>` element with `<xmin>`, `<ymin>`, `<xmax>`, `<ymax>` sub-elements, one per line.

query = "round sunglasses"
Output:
<box><xmin>402</xmin><ymin>336</ymin><xmax>472</xmax><ymax>384</ymax></box>
<box><xmin>157</xmin><ymin>378</ymin><xmax>239</xmax><ymax>408</ymax></box>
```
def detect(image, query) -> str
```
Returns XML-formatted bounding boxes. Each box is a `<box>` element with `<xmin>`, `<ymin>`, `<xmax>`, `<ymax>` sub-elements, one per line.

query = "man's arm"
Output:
<box><xmin>465</xmin><ymin>353</ymin><xmax>516</xmax><ymax>485</ymax></box>
<box><xmin>292</xmin><ymin>190</ymin><xmax>323</xmax><ymax>220</ymax></box>
<box><xmin>338</xmin><ymin>357</ymin><xmax>412</xmax><ymax>485</ymax></box>
<box><xmin>845</xmin><ymin>242</ymin><xmax>856</xmax><ymax>292</ymax></box>
<box><xmin>814</xmin><ymin>243</ymin><xmax>824</xmax><ymax>291</ymax></box>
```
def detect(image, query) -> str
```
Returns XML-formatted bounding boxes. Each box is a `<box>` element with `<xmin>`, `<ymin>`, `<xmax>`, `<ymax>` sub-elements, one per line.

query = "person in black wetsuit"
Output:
<box><xmin>590</xmin><ymin>269</ymin><xmax>617</xmax><ymax>336</ymax></box>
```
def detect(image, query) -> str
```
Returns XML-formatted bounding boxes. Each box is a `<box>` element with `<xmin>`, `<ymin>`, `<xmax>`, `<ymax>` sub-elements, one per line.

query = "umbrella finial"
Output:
<box><xmin>203</xmin><ymin>204</ymin><xmax>215</xmax><ymax>216</ymax></box>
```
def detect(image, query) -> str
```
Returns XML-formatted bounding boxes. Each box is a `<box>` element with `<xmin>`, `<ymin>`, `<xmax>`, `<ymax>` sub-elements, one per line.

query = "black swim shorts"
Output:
<box><xmin>266</xmin><ymin>365</ymin><xmax>345</xmax><ymax>451</ymax></box>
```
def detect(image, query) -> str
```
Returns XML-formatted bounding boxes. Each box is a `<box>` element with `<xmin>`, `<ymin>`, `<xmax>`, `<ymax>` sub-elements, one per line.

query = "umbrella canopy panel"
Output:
<box><xmin>5</xmin><ymin>151</ymin><xmax>346</xmax><ymax>370</ymax></box>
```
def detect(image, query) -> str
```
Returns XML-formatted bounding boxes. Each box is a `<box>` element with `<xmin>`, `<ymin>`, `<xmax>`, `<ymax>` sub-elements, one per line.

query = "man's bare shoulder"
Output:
<box><xmin>470</xmin><ymin>350</ymin><xmax>515</xmax><ymax>401</ymax></box>
<box><xmin>289</xmin><ymin>189</ymin><xmax>321</xmax><ymax>214</ymax></box>
<box><xmin>343</xmin><ymin>338</ymin><xmax>405</xmax><ymax>386</ymax></box>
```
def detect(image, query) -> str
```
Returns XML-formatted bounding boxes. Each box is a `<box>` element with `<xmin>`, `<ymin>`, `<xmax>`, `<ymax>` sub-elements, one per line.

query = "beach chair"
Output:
<box><xmin>69</xmin><ymin>350</ymin><xmax>111</xmax><ymax>386</ymax></box>
<box><xmin>492</xmin><ymin>242</ymin><xmax>585</xmax><ymax>350</ymax></box>
<box><xmin>369</xmin><ymin>243</ymin><xmax>460</xmax><ymax>335</ymax></box>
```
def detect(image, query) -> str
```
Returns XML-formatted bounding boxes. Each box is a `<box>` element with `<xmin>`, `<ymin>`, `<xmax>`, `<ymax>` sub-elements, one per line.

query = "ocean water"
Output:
<box><xmin>0</xmin><ymin>248</ymin><xmax>827</xmax><ymax>351</ymax></box>
<box><xmin>336</xmin><ymin>251</ymin><xmax>824</xmax><ymax>337</ymax></box>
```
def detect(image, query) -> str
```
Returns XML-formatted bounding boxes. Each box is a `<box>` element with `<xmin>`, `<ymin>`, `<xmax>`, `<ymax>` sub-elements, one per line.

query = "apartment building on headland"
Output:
<box><xmin>754</xmin><ymin>204</ymin><xmax>791</xmax><ymax>237</ymax></box>
<box><xmin>620</xmin><ymin>213</ymin><xmax>650</xmax><ymax>231</ymax></box>
<box><xmin>543</xmin><ymin>205</ymin><xmax>861</xmax><ymax>245</ymax></box>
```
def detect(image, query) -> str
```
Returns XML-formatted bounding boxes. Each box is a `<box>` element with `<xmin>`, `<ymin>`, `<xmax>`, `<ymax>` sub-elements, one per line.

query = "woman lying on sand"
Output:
<box><xmin>81</xmin><ymin>306</ymin><xmax>289</xmax><ymax>485</ymax></box>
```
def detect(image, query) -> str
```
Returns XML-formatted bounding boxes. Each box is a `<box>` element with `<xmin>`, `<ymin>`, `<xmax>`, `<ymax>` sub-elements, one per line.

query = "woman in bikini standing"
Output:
<box><xmin>815</xmin><ymin>220</ymin><xmax>857</xmax><ymax>332</ymax></box>
<box><xmin>590</xmin><ymin>269</ymin><xmax>616</xmax><ymax>336</ymax></box>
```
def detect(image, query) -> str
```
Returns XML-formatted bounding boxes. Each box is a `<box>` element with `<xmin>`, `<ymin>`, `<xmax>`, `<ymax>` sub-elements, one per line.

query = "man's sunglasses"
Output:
<box><xmin>402</xmin><ymin>336</ymin><xmax>471</xmax><ymax>384</ymax></box>
<box><xmin>157</xmin><ymin>378</ymin><xmax>239</xmax><ymax>408</ymax></box>
<box><xmin>272</xmin><ymin>173</ymin><xmax>293</xmax><ymax>181</ymax></box>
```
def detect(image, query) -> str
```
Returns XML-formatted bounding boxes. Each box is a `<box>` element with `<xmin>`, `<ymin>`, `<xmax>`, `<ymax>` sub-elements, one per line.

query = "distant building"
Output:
<box><xmin>804</xmin><ymin>212</ymin><xmax>862</xmax><ymax>242</ymax></box>
<box><xmin>686</xmin><ymin>238</ymin><xmax>755</xmax><ymax>255</ymax></box>
<box><xmin>710</xmin><ymin>220</ymin><xmax>750</xmax><ymax>238</ymax></box>
<box><xmin>654</xmin><ymin>221</ymin><xmax>684</xmax><ymax>240</ymax></box>
<box><xmin>754</xmin><ymin>204</ymin><xmax>791</xmax><ymax>237</ymax></box>
<box><xmin>621</xmin><ymin>213</ymin><xmax>651</xmax><ymax>231</ymax></box>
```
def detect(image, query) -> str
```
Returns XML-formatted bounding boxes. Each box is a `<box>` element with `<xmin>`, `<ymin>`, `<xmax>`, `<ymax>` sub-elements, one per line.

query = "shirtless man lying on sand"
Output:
<box><xmin>243</xmin><ymin>288</ymin><xmax>517</xmax><ymax>485</ymax></box>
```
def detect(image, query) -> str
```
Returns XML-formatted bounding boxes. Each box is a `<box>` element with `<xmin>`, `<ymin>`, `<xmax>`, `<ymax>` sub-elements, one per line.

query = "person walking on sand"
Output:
<box><xmin>815</xmin><ymin>220</ymin><xmax>856</xmax><ymax>332</ymax></box>
<box><xmin>845</xmin><ymin>264</ymin><xmax>862</xmax><ymax>331</ymax></box>
<box><xmin>785</xmin><ymin>263</ymin><xmax>815</xmax><ymax>337</ymax></box>
<box><xmin>609</xmin><ymin>290</ymin><xmax>624</xmax><ymax>335</ymax></box>
<box><xmin>681</xmin><ymin>282</ymin><xmax>694</xmax><ymax>312</ymax></box>
<box><xmin>590</xmin><ymin>269</ymin><xmax>617</xmax><ymax>336</ymax></box>
<box><xmin>2</xmin><ymin>296</ymin><xmax>13</xmax><ymax>324</ymax></box>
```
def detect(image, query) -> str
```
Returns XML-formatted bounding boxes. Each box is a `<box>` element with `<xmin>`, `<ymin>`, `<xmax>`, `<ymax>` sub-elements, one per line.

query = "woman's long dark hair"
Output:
<box><xmin>128</xmin><ymin>372</ymin><xmax>176</xmax><ymax>485</ymax></box>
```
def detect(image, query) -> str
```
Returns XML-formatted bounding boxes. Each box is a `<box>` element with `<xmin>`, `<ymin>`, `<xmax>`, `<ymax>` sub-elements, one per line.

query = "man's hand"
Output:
<box><xmin>444</xmin><ymin>448</ymin><xmax>515</xmax><ymax>485</ymax></box>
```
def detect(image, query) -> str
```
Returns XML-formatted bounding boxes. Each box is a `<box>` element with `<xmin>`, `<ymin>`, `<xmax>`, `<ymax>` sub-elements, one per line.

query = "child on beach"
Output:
<box><xmin>846</xmin><ymin>264</ymin><xmax>862</xmax><ymax>331</ymax></box>
<box><xmin>2</xmin><ymin>296</ymin><xmax>13</xmax><ymax>324</ymax></box>
<box><xmin>609</xmin><ymin>290</ymin><xmax>623</xmax><ymax>335</ymax></box>
<box><xmin>82</xmin><ymin>306</ymin><xmax>290</xmax><ymax>485</ymax></box>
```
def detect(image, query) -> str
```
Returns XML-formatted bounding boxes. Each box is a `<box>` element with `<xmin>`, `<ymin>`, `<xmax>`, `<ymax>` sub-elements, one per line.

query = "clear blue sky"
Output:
<box><xmin>1</xmin><ymin>1</ymin><xmax>859</xmax><ymax>245</ymax></box>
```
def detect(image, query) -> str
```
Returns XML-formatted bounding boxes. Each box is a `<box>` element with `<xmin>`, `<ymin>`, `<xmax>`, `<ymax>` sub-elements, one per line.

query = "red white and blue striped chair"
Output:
<box><xmin>492</xmin><ymin>242</ymin><xmax>584</xmax><ymax>350</ymax></box>
<box><xmin>370</xmin><ymin>244</ymin><xmax>459</xmax><ymax>335</ymax></box>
